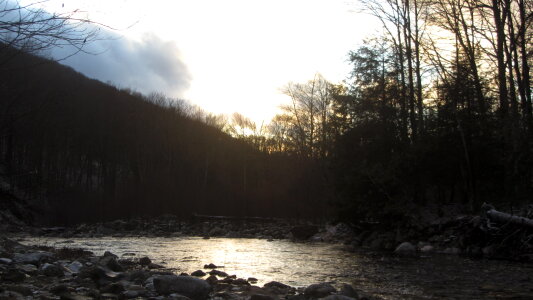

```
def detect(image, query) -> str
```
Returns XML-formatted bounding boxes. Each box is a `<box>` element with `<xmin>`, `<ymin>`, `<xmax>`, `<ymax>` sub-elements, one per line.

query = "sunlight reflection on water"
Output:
<box><xmin>19</xmin><ymin>236</ymin><xmax>533</xmax><ymax>300</ymax></box>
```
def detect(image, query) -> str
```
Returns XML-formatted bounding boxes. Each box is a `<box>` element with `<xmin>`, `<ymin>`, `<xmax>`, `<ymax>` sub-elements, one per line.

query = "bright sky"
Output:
<box><xmin>31</xmin><ymin>0</ymin><xmax>378</xmax><ymax>124</ymax></box>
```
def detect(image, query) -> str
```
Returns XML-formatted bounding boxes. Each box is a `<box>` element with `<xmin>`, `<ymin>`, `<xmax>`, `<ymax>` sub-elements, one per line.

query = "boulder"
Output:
<box><xmin>339</xmin><ymin>284</ymin><xmax>358</xmax><ymax>298</ymax></box>
<box><xmin>41</xmin><ymin>263</ymin><xmax>64</xmax><ymax>277</ymax></box>
<box><xmin>263</xmin><ymin>281</ymin><xmax>291</xmax><ymax>290</ymax></box>
<box><xmin>4</xmin><ymin>284</ymin><xmax>33</xmax><ymax>296</ymax></box>
<box><xmin>191</xmin><ymin>270</ymin><xmax>206</xmax><ymax>277</ymax></box>
<box><xmin>251</xmin><ymin>294</ymin><xmax>277</xmax><ymax>300</ymax></box>
<box><xmin>394</xmin><ymin>242</ymin><xmax>416</xmax><ymax>254</ymax></box>
<box><xmin>209</xmin><ymin>227</ymin><xmax>227</xmax><ymax>237</ymax></box>
<box><xmin>205</xmin><ymin>275</ymin><xmax>218</xmax><ymax>285</ymax></box>
<box><xmin>168</xmin><ymin>294</ymin><xmax>193</xmax><ymax>300</ymax></box>
<box><xmin>13</xmin><ymin>251</ymin><xmax>54</xmax><ymax>265</ymax></box>
<box><xmin>203</xmin><ymin>263</ymin><xmax>221</xmax><ymax>269</ymax></box>
<box><xmin>139</xmin><ymin>256</ymin><xmax>152</xmax><ymax>266</ymax></box>
<box><xmin>65</xmin><ymin>261</ymin><xmax>84</xmax><ymax>274</ymax></box>
<box><xmin>100</xmin><ymin>282</ymin><xmax>125</xmax><ymax>294</ymax></box>
<box><xmin>18</xmin><ymin>264</ymin><xmax>38</xmax><ymax>274</ymax></box>
<box><xmin>153</xmin><ymin>275</ymin><xmax>211</xmax><ymax>299</ymax></box>
<box><xmin>100</xmin><ymin>255</ymin><xmax>123</xmax><ymax>272</ymax></box>
<box><xmin>0</xmin><ymin>257</ymin><xmax>12</xmax><ymax>264</ymax></box>
<box><xmin>49</xmin><ymin>283</ymin><xmax>69</xmax><ymax>295</ymax></box>
<box><xmin>442</xmin><ymin>247</ymin><xmax>461</xmax><ymax>255</ymax></box>
<box><xmin>290</xmin><ymin>225</ymin><xmax>319</xmax><ymax>240</ymax></box>
<box><xmin>304</xmin><ymin>283</ymin><xmax>336</xmax><ymax>298</ymax></box>
<box><xmin>208</xmin><ymin>269</ymin><xmax>228</xmax><ymax>277</ymax></box>
<box><xmin>3</xmin><ymin>268</ymin><xmax>26</xmax><ymax>282</ymax></box>
<box><xmin>232</xmin><ymin>278</ymin><xmax>250</xmax><ymax>285</ymax></box>
<box><xmin>420</xmin><ymin>245</ymin><xmax>434</xmax><ymax>253</ymax></box>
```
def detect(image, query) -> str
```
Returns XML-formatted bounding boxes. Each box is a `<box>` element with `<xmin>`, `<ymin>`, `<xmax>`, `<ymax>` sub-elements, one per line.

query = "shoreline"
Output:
<box><xmin>4</xmin><ymin>209</ymin><xmax>532</xmax><ymax>262</ymax></box>
<box><xmin>0</xmin><ymin>236</ymin><xmax>366</xmax><ymax>300</ymax></box>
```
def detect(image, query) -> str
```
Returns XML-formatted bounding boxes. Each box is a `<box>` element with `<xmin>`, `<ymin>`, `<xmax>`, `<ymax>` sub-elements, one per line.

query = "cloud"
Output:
<box><xmin>52</xmin><ymin>32</ymin><xmax>192</xmax><ymax>98</ymax></box>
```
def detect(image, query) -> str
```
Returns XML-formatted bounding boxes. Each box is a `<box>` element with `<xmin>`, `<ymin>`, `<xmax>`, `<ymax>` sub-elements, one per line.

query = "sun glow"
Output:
<box><xmin>28</xmin><ymin>0</ymin><xmax>377</xmax><ymax>124</ymax></box>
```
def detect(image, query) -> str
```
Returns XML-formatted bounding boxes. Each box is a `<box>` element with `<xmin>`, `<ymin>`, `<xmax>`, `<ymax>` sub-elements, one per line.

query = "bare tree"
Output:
<box><xmin>280</xmin><ymin>74</ymin><xmax>334</xmax><ymax>158</ymax></box>
<box><xmin>0</xmin><ymin>0</ymin><xmax>102</xmax><ymax>63</ymax></box>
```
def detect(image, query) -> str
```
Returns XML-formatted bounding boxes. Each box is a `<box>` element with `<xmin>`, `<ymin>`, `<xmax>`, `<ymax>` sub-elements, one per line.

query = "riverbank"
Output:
<box><xmin>5</xmin><ymin>204</ymin><xmax>532</xmax><ymax>262</ymax></box>
<box><xmin>0</xmin><ymin>236</ymin><xmax>366</xmax><ymax>300</ymax></box>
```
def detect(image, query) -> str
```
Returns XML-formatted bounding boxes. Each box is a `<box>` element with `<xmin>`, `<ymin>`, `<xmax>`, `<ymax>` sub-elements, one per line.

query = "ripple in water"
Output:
<box><xmin>19</xmin><ymin>236</ymin><xmax>533</xmax><ymax>300</ymax></box>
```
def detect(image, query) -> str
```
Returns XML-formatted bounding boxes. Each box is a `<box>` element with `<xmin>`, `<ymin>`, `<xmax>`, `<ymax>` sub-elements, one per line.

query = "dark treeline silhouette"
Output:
<box><xmin>260</xmin><ymin>0</ymin><xmax>532</xmax><ymax>227</ymax></box>
<box><xmin>1</xmin><ymin>0</ymin><xmax>531</xmax><ymax>229</ymax></box>
<box><xmin>0</xmin><ymin>47</ymin><xmax>328</xmax><ymax>225</ymax></box>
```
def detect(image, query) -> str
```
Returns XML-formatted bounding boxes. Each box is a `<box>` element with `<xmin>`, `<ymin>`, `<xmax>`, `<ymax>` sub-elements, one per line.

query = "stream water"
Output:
<box><xmin>18</xmin><ymin>236</ymin><xmax>533</xmax><ymax>299</ymax></box>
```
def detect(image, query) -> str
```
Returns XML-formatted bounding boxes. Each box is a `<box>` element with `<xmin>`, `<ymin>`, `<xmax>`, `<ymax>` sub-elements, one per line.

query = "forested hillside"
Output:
<box><xmin>0</xmin><ymin>48</ymin><xmax>328</xmax><ymax>225</ymax></box>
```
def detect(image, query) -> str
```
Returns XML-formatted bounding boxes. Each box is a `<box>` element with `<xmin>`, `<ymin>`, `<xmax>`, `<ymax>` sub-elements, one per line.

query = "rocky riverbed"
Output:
<box><xmin>5</xmin><ymin>207</ymin><xmax>531</xmax><ymax>262</ymax></box>
<box><xmin>0</xmin><ymin>236</ymin><xmax>365</xmax><ymax>300</ymax></box>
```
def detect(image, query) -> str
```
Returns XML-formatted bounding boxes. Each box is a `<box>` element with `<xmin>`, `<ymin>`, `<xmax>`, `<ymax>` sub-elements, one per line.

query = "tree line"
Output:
<box><xmin>0</xmin><ymin>0</ymin><xmax>531</xmax><ymax>226</ymax></box>
<box><xmin>0</xmin><ymin>47</ymin><xmax>330</xmax><ymax>225</ymax></box>
<box><xmin>236</xmin><ymin>0</ymin><xmax>531</xmax><ymax>226</ymax></box>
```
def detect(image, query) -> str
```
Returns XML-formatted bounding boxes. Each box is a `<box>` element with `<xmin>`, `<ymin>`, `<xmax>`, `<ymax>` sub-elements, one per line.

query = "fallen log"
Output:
<box><xmin>481</xmin><ymin>203</ymin><xmax>533</xmax><ymax>229</ymax></box>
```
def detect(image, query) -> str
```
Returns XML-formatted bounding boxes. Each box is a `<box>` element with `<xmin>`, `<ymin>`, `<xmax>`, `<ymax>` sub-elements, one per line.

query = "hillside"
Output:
<box><xmin>0</xmin><ymin>48</ymin><xmax>328</xmax><ymax>225</ymax></box>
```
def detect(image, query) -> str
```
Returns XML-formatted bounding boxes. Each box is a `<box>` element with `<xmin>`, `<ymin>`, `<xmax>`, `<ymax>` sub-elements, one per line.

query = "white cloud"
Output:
<box><xmin>53</xmin><ymin>32</ymin><xmax>192</xmax><ymax>98</ymax></box>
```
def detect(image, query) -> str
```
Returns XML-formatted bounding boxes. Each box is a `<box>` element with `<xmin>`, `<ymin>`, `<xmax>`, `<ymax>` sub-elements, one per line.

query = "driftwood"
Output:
<box><xmin>481</xmin><ymin>203</ymin><xmax>533</xmax><ymax>229</ymax></box>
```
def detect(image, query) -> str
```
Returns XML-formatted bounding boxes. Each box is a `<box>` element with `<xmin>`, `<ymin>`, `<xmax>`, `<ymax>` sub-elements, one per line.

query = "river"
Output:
<box><xmin>18</xmin><ymin>236</ymin><xmax>533</xmax><ymax>299</ymax></box>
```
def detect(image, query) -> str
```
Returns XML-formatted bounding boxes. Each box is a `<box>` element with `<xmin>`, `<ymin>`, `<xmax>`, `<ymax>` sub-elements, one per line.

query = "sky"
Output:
<box><xmin>33</xmin><ymin>0</ymin><xmax>378</xmax><ymax>124</ymax></box>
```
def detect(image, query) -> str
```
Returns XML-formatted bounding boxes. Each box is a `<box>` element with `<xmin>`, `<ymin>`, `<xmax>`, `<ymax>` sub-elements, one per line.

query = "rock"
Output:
<box><xmin>100</xmin><ymin>282</ymin><xmax>125</xmax><ymax>294</ymax></box>
<box><xmin>209</xmin><ymin>227</ymin><xmax>227</xmax><ymax>237</ymax></box>
<box><xmin>287</xmin><ymin>295</ymin><xmax>306</xmax><ymax>300</ymax></box>
<box><xmin>304</xmin><ymin>283</ymin><xmax>336</xmax><ymax>298</ymax></box>
<box><xmin>442</xmin><ymin>247</ymin><xmax>461</xmax><ymax>255</ymax></box>
<box><xmin>203</xmin><ymin>263</ymin><xmax>221</xmax><ymax>269</ymax></box>
<box><xmin>122</xmin><ymin>290</ymin><xmax>139</xmax><ymax>298</ymax></box>
<box><xmin>191</xmin><ymin>270</ymin><xmax>206</xmax><ymax>277</ymax></box>
<box><xmin>0</xmin><ymin>257</ymin><xmax>12</xmax><ymax>264</ymax></box>
<box><xmin>18</xmin><ymin>263</ymin><xmax>38</xmax><ymax>274</ymax></box>
<box><xmin>153</xmin><ymin>275</ymin><xmax>211</xmax><ymax>299</ymax></box>
<box><xmin>97</xmin><ymin>225</ymin><xmax>115</xmax><ymax>235</ymax></box>
<box><xmin>169</xmin><ymin>294</ymin><xmax>193</xmax><ymax>300</ymax></box>
<box><xmin>50</xmin><ymin>283</ymin><xmax>69</xmax><ymax>295</ymax></box>
<box><xmin>482</xmin><ymin>245</ymin><xmax>496</xmax><ymax>256</ymax></box>
<box><xmin>209</xmin><ymin>269</ymin><xmax>228</xmax><ymax>277</ymax></box>
<box><xmin>0</xmin><ymin>290</ymin><xmax>25</xmax><ymax>300</ymax></box>
<box><xmin>4</xmin><ymin>284</ymin><xmax>33</xmax><ymax>296</ymax></box>
<box><xmin>60</xmin><ymin>293</ymin><xmax>94</xmax><ymax>300</ymax></box>
<box><xmin>205</xmin><ymin>275</ymin><xmax>218</xmax><ymax>285</ymax></box>
<box><xmin>128</xmin><ymin>269</ymin><xmax>151</xmax><ymax>283</ymax></box>
<box><xmin>264</xmin><ymin>281</ymin><xmax>291</xmax><ymax>290</ymax></box>
<box><xmin>139</xmin><ymin>256</ymin><xmax>152</xmax><ymax>266</ymax></box>
<box><xmin>290</xmin><ymin>225</ymin><xmax>319</xmax><ymax>240</ymax></box>
<box><xmin>248</xmin><ymin>277</ymin><xmax>258</xmax><ymax>283</ymax></box>
<box><xmin>3</xmin><ymin>268</ymin><xmax>26</xmax><ymax>282</ymax></box>
<box><xmin>394</xmin><ymin>242</ymin><xmax>416</xmax><ymax>254</ymax></box>
<box><xmin>41</xmin><ymin>263</ymin><xmax>64</xmax><ymax>277</ymax></box>
<box><xmin>100</xmin><ymin>255</ymin><xmax>123</xmax><ymax>272</ymax></box>
<box><xmin>339</xmin><ymin>284</ymin><xmax>358</xmax><ymax>298</ymax></box>
<box><xmin>369</xmin><ymin>237</ymin><xmax>384</xmax><ymax>249</ymax></box>
<box><xmin>420</xmin><ymin>245</ymin><xmax>434</xmax><ymax>253</ymax></box>
<box><xmin>251</xmin><ymin>294</ymin><xmax>277</xmax><ymax>300</ymax></box>
<box><xmin>321</xmin><ymin>295</ymin><xmax>358</xmax><ymax>300</ymax></box>
<box><xmin>232</xmin><ymin>278</ymin><xmax>250</xmax><ymax>285</ymax></box>
<box><xmin>148</xmin><ymin>262</ymin><xmax>164</xmax><ymax>269</ymax></box>
<box><xmin>100</xmin><ymin>293</ymin><xmax>119</xmax><ymax>299</ymax></box>
<box><xmin>13</xmin><ymin>251</ymin><xmax>54</xmax><ymax>265</ymax></box>
<box><xmin>65</xmin><ymin>261</ymin><xmax>83</xmax><ymax>274</ymax></box>
<box><xmin>103</xmin><ymin>251</ymin><xmax>118</xmax><ymax>258</ymax></box>
<box><xmin>78</xmin><ymin>265</ymin><xmax>122</xmax><ymax>284</ymax></box>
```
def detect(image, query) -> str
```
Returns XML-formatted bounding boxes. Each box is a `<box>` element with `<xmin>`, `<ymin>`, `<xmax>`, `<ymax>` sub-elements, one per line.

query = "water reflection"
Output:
<box><xmin>19</xmin><ymin>237</ymin><xmax>533</xmax><ymax>300</ymax></box>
